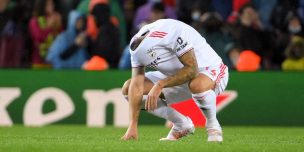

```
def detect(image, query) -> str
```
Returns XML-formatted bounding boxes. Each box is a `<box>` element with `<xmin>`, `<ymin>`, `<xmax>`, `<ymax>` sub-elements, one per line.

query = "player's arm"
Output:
<box><xmin>146</xmin><ymin>49</ymin><xmax>199</xmax><ymax>111</ymax></box>
<box><xmin>129</xmin><ymin>67</ymin><xmax>145</xmax><ymax>125</ymax></box>
<box><xmin>121</xmin><ymin>66</ymin><xmax>145</xmax><ymax>140</ymax></box>
<box><xmin>158</xmin><ymin>48</ymin><xmax>199</xmax><ymax>88</ymax></box>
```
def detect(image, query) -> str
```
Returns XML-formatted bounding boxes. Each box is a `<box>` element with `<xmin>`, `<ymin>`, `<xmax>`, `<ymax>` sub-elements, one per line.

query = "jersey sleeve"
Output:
<box><xmin>130</xmin><ymin>52</ymin><xmax>143</xmax><ymax>68</ymax></box>
<box><xmin>172</xmin><ymin>29</ymin><xmax>194</xmax><ymax>57</ymax></box>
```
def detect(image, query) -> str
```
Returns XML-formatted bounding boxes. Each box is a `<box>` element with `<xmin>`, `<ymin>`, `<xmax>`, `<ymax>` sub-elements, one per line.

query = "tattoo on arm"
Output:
<box><xmin>158</xmin><ymin>48</ymin><xmax>199</xmax><ymax>88</ymax></box>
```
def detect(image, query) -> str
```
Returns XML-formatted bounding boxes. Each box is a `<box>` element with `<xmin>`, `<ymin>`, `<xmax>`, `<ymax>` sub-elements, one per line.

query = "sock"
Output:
<box><xmin>192</xmin><ymin>90</ymin><xmax>221</xmax><ymax>130</ymax></box>
<box><xmin>151</xmin><ymin>105</ymin><xmax>189</xmax><ymax>130</ymax></box>
<box><xmin>124</xmin><ymin>95</ymin><xmax>188</xmax><ymax>130</ymax></box>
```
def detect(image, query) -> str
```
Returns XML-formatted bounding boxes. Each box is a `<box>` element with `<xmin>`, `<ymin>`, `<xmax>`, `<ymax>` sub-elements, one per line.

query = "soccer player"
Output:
<box><xmin>121</xmin><ymin>19</ymin><xmax>229</xmax><ymax>142</ymax></box>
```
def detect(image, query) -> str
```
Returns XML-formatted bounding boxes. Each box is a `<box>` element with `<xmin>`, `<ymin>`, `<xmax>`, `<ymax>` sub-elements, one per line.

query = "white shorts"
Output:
<box><xmin>145</xmin><ymin>63</ymin><xmax>229</xmax><ymax>104</ymax></box>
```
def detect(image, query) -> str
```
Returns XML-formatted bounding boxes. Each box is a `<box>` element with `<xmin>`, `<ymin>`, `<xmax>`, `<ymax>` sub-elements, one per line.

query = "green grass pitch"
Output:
<box><xmin>1</xmin><ymin>125</ymin><xmax>304</xmax><ymax>152</ymax></box>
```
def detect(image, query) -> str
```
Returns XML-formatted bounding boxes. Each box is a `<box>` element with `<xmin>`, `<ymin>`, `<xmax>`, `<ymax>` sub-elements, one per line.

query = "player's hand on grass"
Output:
<box><xmin>146</xmin><ymin>82</ymin><xmax>163</xmax><ymax>111</ymax></box>
<box><xmin>121</xmin><ymin>125</ymin><xmax>138</xmax><ymax>141</ymax></box>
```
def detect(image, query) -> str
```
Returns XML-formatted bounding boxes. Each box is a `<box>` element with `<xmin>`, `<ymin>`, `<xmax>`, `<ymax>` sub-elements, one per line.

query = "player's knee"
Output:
<box><xmin>122</xmin><ymin>79</ymin><xmax>131</xmax><ymax>95</ymax></box>
<box><xmin>189</xmin><ymin>81</ymin><xmax>207</xmax><ymax>93</ymax></box>
<box><xmin>188</xmin><ymin>76</ymin><xmax>214</xmax><ymax>94</ymax></box>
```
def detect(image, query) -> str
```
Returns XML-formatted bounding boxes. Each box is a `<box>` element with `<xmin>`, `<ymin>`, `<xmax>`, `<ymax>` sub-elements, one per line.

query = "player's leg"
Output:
<box><xmin>189</xmin><ymin>75</ymin><xmax>221</xmax><ymax>130</ymax></box>
<box><xmin>143</xmin><ymin>72</ymin><xmax>195</xmax><ymax>140</ymax></box>
<box><xmin>122</xmin><ymin>72</ymin><xmax>191</xmax><ymax>135</ymax></box>
<box><xmin>188</xmin><ymin>64</ymin><xmax>228</xmax><ymax>142</ymax></box>
<box><xmin>189</xmin><ymin>74</ymin><xmax>222</xmax><ymax>142</ymax></box>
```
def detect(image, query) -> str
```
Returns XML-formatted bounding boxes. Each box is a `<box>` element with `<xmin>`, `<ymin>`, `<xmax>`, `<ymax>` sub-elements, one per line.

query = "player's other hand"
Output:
<box><xmin>146</xmin><ymin>82</ymin><xmax>163</xmax><ymax>111</ymax></box>
<box><xmin>121</xmin><ymin>126</ymin><xmax>138</xmax><ymax>141</ymax></box>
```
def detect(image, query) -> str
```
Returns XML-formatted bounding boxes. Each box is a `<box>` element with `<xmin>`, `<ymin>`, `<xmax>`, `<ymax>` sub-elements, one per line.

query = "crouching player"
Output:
<box><xmin>121</xmin><ymin>19</ymin><xmax>229</xmax><ymax>142</ymax></box>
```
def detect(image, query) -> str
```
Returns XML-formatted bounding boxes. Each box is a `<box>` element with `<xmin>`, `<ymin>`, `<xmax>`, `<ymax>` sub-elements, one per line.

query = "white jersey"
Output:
<box><xmin>130</xmin><ymin>19</ymin><xmax>222</xmax><ymax>76</ymax></box>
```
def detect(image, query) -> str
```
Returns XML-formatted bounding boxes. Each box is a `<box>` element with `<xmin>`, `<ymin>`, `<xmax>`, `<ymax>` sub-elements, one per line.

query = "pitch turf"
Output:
<box><xmin>0</xmin><ymin>126</ymin><xmax>303</xmax><ymax>152</ymax></box>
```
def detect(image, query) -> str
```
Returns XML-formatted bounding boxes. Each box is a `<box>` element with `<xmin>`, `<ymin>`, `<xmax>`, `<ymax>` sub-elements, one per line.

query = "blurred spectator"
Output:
<box><xmin>212</xmin><ymin>0</ymin><xmax>232</xmax><ymax>21</ymax></box>
<box><xmin>77</xmin><ymin>0</ymin><xmax>107</xmax><ymax>13</ymax></box>
<box><xmin>0</xmin><ymin>0</ymin><xmax>11</xmax><ymax>34</ymax></box>
<box><xmin>226</xmin><ymin>45</ymin><xmax>242</xmax><ymax>68</ymax></box>
<box><xmin>176</xmin><ymin>0</ymin><xmax>212</xmax><ymax>24</ymax></box>
<box><xmin>231</xmin><ymin>4</ymin><xmax>275</xmax><ymax>69</ymax></box>
<box><xmin>232</xmin><ymin>4</ymin><xmax>263</xmax><ymax>53</ymax></box>
<box><xmin>46</xmin><ymin>10</ymin><xmax>88</xmax><ymax>69</ymax></box>
<box><xmin>137</xmin><ymin>2</ymin><xmax>166</xmax><ymax>28</ymax></box>
<box><xmin>123</xmin><ymin>0</ymin><xmax>136</xmax><ymax>40</ymax></box>
<box><xmin>1</xmin><ymin>0</ymin><xmax>304</xmax><ymax>71</ymax></box>
<box><xmin>118</xmin><ymin>46</ymin><xmax>132</xmax><ymax>70</ymax></box>
<box><xmin>199</xmin><ymin>12</ymin><xmax>235</xmax><ymax>68</ymax></box>
<box><xmin>150</xmin><ymin>2</ymin><xmax>166</xmax><ymax>22</ymax></box>
<box><xmin>282</xmin><ymin>36</ymin><xmax>304</xmax><ymax>70</ymax></box>
<box><xmin>270</xmin><ymin>0</ymin><xmax>298</xmax><ymax>32</ymax></box>
<box><xmin>227</xmin><ymin>0</ymin><xmax>251</xmax><ymax>23</ymax></box>
<box><xmin>0</xmin><ymin>0</ymin><xmax>22</xmax><ymax>67</ymax></box>
<box><xmin>298</xmin><ymin>0</ymin><xmax>304</xmax><ymax>23</ymax></box>
<box><xmin>15</xmin><ymin>0</ymin><xmax>36</xmax><ymax>67</ymax></box>
<box><xmin>56</xmin><ymin>0</ymin><xmax>82</xmax><ymax>28</ymax></box>
<box><xmin>272</xmin><ymin>13</ymin><xmax>304</xmax><ymax>69</ymax></box>
<box><xmin>108</xmin><ymin>0</ymin><xmax>127</xmax><ymax>47</ymax></box>
<box><xmin>190</xmin><ymin>1</ymin><xmax>205</xmax><ymax>30</ymax></box>
<box><xmin>252</xmin><ymin>0</ymin><xmax>277</xmax><ymax>30</ymax></box>
<box><xmin>77</xmin><ymin>0</ymin><xmax>127</xmax><ymax>47</ymax></box>
<box><xmin>0</xmin><ymin>0</ymin><xmax>33</xmax><ymax>68</ymax></box>
<box><xmin>286</xmin><ymin>14</ymin><xmax>304</xmax><ymax>36</ymax></box>
<box><xmin>29</xmin><ymin>0</ymin><xmax>62</xmax><ymax>68</ymax></box>
<box><xmin>133</xmin><ymin>0</ymin><xmax>176</xmax><ymax>29</ymax></box>
<box><xmin>87</xmin><ymin>3</ymin><xmax>121</xmax><ymax>68</ymax></box>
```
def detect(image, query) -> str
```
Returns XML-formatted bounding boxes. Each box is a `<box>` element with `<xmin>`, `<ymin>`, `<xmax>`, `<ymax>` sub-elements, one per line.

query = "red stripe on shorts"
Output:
<box><xmin>215</xmin><ymin>63</ymin><xmax>226</xmax><ymax>84</ymax></box>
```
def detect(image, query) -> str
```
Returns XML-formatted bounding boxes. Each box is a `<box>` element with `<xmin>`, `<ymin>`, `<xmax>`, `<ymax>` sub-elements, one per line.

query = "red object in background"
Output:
<box><xmin>236</xmin><ymin>50</ymin><xmax>261</xmax><ymax>72</ymax></box>
<box><xmin>83</xmin><ymin>56</ymin><xmax>109</xmax><ymax>71</ymax></box>
<box><xmin>170</xmin><ymin>93</ymin><xmax>232</xmax><ymax>127</ymax></box>
<box><xmin>163</xmin><ymin>0</ymin><xmax>176</xmax><ymax>7</ymax></box>
<box><xmin>227</xmin><ymin>0</ymin><xmax>251</xmax><ymax>23</ymax></box>
<box><xmin>233</xmin><ymin>0</ymin><xmax>251</xmax><ymax>12</ymax></box>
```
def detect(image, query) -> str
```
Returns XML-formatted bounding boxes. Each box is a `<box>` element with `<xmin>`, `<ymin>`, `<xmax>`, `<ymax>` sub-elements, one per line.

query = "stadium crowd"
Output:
<box><xmin>0</xmin><ymin>0</ymin><xmax>304</xmax><ymax>71</ymax></box>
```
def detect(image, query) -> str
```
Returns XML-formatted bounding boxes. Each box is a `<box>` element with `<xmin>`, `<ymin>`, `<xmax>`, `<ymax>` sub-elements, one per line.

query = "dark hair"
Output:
<box><xmin>201</xmin><ymin>12</ymin><xmax>223</xmax><ymax>32</ymax></box>
<box><xmin>33</xmin><ymin>0</ymin><xmax>58</xmax><ymax>16</ymax></box>
<box><xmin>238</xmin><ymin>3</ymin><xmax>256</xmax><ymax>15</ymax></box>
<box><xmin>285</xmin><ymin>11</ymin><xmax>301</xmax><ymax>24</ymax></box>
<box><xmin>152</xmin><ymin>2</ymin><xmax>165</xmax><ymax>12</ymax></box>
<box><xmin>91</xmin><ymin>3</ymin><xmax>111</xmax><ymax>27</ymax></box>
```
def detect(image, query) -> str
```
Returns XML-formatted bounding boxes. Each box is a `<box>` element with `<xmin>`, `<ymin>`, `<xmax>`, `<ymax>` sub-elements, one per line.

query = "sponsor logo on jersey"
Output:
<box><xmin>147</xmin><ymin>47</ymin><xmax>156</xmax><ymax>58</ymax></box>
<box><xmin>149</xmin><ymin>31</ymin><xmax>167</xmax><ymax>38</ymax></box>
<box><xmin>150</xmin><ymin>52</ymin><xmax>156</xmax><ymax>58</ymax></box>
